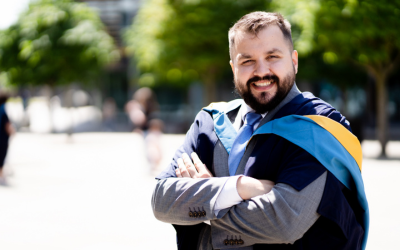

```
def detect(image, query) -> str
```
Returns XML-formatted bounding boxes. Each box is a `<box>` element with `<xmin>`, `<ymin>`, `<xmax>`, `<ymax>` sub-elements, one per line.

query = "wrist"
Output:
<box><xmin>237</xmin><ymin>176</ymin><xmax>258</xmax><ymax>200</ymax></box>
<box><xmin>236</xmin><ymin>176</ymin><xmax>274</xmax><ymax>200</ymax></box>
<box><xmin>236</xmin><ymin>176</ymin><xmax>246</xmax><ymax>200</ymax></box>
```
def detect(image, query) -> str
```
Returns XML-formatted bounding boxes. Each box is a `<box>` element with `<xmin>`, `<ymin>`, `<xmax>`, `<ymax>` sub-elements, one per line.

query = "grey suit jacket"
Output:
<box><xmin>152</xmin><ymin>85</ymin><xmax>327</xmax><ymax>249</ymax></box>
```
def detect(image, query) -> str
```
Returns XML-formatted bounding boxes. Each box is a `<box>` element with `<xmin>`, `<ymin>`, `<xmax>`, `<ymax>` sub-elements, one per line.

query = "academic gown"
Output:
<box><xmin>156</xmin><ymin>92</ymin><xmax>367</xmax><ymax>250</ymax></box>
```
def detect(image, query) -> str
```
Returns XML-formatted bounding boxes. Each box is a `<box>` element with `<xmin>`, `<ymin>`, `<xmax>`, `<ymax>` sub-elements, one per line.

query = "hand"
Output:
<box><xmin>175</xmin><ymin>152</ymin><xmax>213</xmax><ymax>178</ymax></box>
<box><xmin>5</xmin><ymin>122</ymin><xmax>15</xmax><ymax>136</ymax></box>
<box><xmin>236</xmin><ymin>176</ymin><xmax>275</xmax><ymax>200</ymax></box>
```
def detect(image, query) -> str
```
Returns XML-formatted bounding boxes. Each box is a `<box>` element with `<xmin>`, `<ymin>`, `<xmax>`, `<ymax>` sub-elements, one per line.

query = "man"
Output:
<box><xmin>0</xmin><ymin>92</ymin><xmax>14</xmax><ymax>185</ymax></box>
<box><xmin>152</xmin><ymin>12</ymin><xmax>368</xmax><ymax>250</ymax></box>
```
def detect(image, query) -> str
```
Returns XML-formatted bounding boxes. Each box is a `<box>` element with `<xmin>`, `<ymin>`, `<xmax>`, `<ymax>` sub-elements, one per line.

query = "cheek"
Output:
<box><xmin>236</xmin><ymin>67</ymin><xmax>252</xmax><ymax>81</ymax></box>
<box><xmin>270</xmin><ymin>60</ymin><xmax>290</xmax><ymax>77</ymax></box>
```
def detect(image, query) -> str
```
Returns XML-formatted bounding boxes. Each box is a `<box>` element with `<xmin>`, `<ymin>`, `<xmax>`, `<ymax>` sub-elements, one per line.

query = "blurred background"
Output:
<box><xmin>0</xmin><ymin>0</ymin><xmax>399</xmax><ymax>249</ymax></box>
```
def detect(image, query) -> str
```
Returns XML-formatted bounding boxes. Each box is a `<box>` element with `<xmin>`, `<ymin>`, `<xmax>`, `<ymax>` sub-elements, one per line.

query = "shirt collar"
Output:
<box><xmin>239</xmin><ymin>103</ymin><xmax>267</xmax><ymax>123</ymax></box>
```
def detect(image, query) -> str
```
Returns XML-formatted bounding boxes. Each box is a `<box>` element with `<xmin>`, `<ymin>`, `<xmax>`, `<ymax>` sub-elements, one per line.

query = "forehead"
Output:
<box><xmin>233</xmin><ymin>25</ymin><xmax>289</xmax><ymax>57</ymax></box>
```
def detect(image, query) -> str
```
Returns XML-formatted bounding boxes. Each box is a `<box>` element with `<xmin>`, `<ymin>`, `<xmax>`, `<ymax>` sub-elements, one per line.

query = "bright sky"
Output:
<box><xmin>0</xmin><ymin>0</ymin><xmax>32</xmax><ymax>30</ymax></box>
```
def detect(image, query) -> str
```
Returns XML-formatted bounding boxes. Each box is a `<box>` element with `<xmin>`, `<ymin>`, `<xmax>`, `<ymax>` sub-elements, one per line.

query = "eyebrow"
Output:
<box><xmin>237</xmin><ymin>53</ymin><xmax>252</xmax><ymax>61</ymax></box>
<box><xmin>266</xmin><ymin>48</ymin><xmax>284</xmax><ymax>54</ymax></box>
<box><xmin>237</xmin><ymin>48</ymin><xmax>284</xmax><ymax>61</ymax></box>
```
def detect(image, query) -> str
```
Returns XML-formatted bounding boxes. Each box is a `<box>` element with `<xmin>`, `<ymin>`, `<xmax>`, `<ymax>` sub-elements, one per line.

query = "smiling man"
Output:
<box><xmin>152</xmin><ymin>12</ymin><xmax>368</xmax><ymax>250</ymax></box>
<box><xmin>230</xmin><ymin>22</ymin><xmax>297</xmax><ymax>114</ymax></box>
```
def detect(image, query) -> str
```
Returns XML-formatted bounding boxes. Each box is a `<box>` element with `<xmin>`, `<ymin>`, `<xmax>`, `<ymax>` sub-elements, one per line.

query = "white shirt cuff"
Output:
<box><xmin>213</xmin><ymin>175</ymin><xmax>243</xmax><ymax>216</ymax></box>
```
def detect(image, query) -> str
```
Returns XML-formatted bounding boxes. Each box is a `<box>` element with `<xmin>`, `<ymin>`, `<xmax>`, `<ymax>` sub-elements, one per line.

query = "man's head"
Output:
<box><xmin>229</xmin><ymin>12</ymin><xmax>298</xmax><ymax>113</ymax></box>
<box><xmin>0</xmin><ymin>92</ymin><xmax>9</xmax><ymax>106</ymax></box>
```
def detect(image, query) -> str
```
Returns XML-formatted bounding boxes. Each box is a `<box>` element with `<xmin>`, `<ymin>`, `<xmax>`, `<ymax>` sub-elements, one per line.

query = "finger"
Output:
<box><xmin>264</xmin><ymin>180</ymin><xmax>275</xmax><ymax>186</ymax></box>
<box><xmin>177</xmin><ymin>158</ymin><xmax>190</xmax><ymax>178</ymax></box>
<box><xmin>177</xmin><ymin>158</ymin><xmax>185</xmax><ymax>169</ymax></box>
<box><xmin>175</xmin><ymin>168</ymin><xmax>182</xmax><ymax>178</ymax></box>
<box><xmin>191</xmin><ymin>152</ymin><xmax>214</xmax><ymax>177</ymax></box>
<box><xmin>182</xmin><ymin>153</ymin><xmax>198</xmax><ymax>177</ymax></box>
<box><xmin>191</xmin><ymin>152</ymin><xmax>206</xmax><ymax>173</ymax></box>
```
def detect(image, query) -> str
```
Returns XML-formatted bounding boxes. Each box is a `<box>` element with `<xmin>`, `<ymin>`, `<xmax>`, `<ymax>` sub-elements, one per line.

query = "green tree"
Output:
<box><xmin>0</xmin><ymin>0</ymin><xmax>119</xmax><ymax>87</ymax></box>
<box><xmin>275</xmin><ymin>0</ymin><xmax>400</xmax><ymax>157</ymax></box>
<box><xmin>316</xmin><ymin>0</ymin><xmax>400</xmax><ymax>157</ymax></box>
<box><xmin>125</xmin><ymin>0</ymin><xmax>268</xmax><ymax>104</ymax></box>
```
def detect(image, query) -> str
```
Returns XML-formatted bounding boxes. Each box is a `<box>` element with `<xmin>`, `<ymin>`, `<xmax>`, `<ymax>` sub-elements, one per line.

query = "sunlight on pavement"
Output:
<box><xmin>0</xmin><ymin>133</ymin><xmax>398</xmax><ymax>249</ymax></box>
<box><xmin>0</xmin><ymin>133</ymin><xmax>182</xmax><ymax>250</ymax></box>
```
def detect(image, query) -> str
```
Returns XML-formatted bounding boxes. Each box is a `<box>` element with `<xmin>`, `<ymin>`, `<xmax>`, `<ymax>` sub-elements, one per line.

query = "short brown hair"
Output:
<box><xmin>229</xmin><ymin>12</ymin><xmax>293</xmax><ymax>60</ymax></box>
<box><xmin>0</xmin><ymin>92</ymin><xmax>9</xmax><ymax>106</ymax></box>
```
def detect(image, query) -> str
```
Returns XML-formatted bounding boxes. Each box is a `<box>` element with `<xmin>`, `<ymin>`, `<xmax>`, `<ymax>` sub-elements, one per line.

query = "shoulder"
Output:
<box><xmin>203</xmin><ymin>99</ymin><xmax>243</xmax><ymax>115</ymax></box>
<box><xmin>193</xmin><ymin>109</ymin><xmax>214</xmax><ymax>130</ymax></box>
<box><xmin>200</xmin><ymin>99</ymin><xmax>243</xmax><ymax>126</ymax></box>
<box><xmin>274</xmin><ymin>92</ymin><xmax>351</xmax><ymax>131</ymax></box>
<box><xmin>0</xmin><ymin>104</ymin><xmax>8</xmax><ymax>121</ymax></box>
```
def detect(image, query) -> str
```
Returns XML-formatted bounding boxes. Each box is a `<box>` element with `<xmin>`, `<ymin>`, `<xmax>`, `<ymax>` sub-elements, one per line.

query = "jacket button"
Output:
<box><xmin>188</xmin><ymin>208</ymin><xmax>193</xmax><ymax>217</ymax></box>
<box><xmin>223</xmin><ymin>239</ymin><xmax>229</xmax><ymax>245</ymax></box>
<box><xmin>200</xmin><ymin>207</ymin><xmax>206</xmax><ymax>217</ymax></box>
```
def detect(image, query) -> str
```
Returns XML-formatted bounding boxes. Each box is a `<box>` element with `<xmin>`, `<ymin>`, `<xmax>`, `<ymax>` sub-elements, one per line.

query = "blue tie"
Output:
<box><xmin>228</xmin><ymin>112</ymin><xmax>262</xmax><ymax>176</ymax></box>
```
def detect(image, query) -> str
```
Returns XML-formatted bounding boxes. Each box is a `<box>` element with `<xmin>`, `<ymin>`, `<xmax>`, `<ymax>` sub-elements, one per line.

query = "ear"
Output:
<box><xmin>230</xmin><ymin>60</ymin><xmax>235</xmax><ymax>75</ymax></box>
<box><xmin>292</xmin><ymin>50</ymin><xmax>298</xmax><ymax>74</ymax></box>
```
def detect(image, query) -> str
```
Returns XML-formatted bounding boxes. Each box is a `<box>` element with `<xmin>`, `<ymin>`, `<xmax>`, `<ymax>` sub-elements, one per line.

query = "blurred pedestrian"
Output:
<box><xmin>125</xmin><ymin>87</ymin><xmax>159</xmax><ymax>133</ymax></box>
<box><xmin>145</xmin><ymin>119</ymin><xmax>164</xmax><ymax>174</ymax></box>
<box><xmin>0</xmin><ymin>92</ymin><xmax>15</xmax><ymax>185</ymax></box>
<box><xmin>125</xmin><ymin>99</ymin><xmax>146</xmax><ymax>133</ymax></box>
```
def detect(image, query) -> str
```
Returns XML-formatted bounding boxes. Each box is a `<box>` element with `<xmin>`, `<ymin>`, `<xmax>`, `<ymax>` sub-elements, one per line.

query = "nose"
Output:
<box><xmin>254</xmin><ymin>60</ymin><xmax>271</xmax><ymax>77</ymax></box>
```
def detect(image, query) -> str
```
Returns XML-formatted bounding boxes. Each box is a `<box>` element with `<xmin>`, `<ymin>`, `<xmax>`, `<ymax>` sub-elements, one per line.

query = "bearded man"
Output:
<box><xmin>152</xmin><ymin>12</ymin><xmax>368</xmax><ymax>250</ymax></box>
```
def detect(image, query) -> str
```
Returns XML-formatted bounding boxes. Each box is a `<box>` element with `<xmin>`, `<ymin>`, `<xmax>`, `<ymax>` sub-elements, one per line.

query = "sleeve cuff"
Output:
<box><xmin>213</xmin><ymin>175</ymin><xmax>243</xmax><ymax>216</ymax></box>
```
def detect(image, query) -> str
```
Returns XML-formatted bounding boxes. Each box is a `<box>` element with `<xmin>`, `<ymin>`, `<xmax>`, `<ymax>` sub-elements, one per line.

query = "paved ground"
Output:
<box><xmin>0</xmin><ymin>133</ymin><xmax>399</xmax><ymax>250</ymax></box>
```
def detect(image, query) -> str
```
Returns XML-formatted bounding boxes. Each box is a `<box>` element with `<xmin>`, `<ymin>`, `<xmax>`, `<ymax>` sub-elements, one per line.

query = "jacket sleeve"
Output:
<box><xmin>151</xmin><ymin>110</ymin><xmax>227</xmax><ymax>225</ymax></box>
<box><xmin>210</xmin><ymin>171</ymin><xmax>327</xmax><ymax>248</ymax></box>
<box><xmin>154</xmin><ymin>110</ymin><xmax>216</xmax><ymax>179</ymax></box>
<box><xmin>152</xmin><ymin>177</ymin><xmax>230</xmax><ymax>225</ymax></box>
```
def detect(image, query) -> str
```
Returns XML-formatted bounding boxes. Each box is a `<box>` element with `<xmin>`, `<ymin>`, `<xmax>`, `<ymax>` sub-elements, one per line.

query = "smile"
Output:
<box><xmin>252</xmin><ymin>80</ymin><xmax>275</xmax><ymax>87</ymax></box>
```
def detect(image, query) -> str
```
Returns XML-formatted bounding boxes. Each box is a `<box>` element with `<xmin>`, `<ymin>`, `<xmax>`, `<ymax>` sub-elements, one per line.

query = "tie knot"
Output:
<box><xmin>244</xmin><ymin>112</ymin><xmax>262</xmax><ymax>126</ymax></box>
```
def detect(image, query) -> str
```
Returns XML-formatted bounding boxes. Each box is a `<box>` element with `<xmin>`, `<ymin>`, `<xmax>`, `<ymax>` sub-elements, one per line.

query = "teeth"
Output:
<box><xmin>254</xmin><ymin>80</ymin><xmax>273</xmax><ymax>86</ymax></box>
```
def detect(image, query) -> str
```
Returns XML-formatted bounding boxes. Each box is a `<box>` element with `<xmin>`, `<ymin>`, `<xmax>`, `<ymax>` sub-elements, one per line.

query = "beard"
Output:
<box><xmin>234</xmin><ymin>69</ymin><xmax>296</xmax><ymax>114</ymax></box>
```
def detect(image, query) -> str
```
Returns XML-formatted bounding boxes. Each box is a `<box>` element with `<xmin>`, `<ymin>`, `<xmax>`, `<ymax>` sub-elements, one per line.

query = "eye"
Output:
<box><xmin>242</xmin><ymin>60</ymin><xmax>253</xmax><ymax>65</ymax></box>
<box><xmin>267</xmin><ymin>55</ymin><xmax>278</xmax><ymax>59</ymax></box>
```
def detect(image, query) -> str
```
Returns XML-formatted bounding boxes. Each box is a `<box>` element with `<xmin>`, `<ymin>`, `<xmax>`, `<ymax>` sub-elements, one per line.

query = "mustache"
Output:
<box><xmin>246</xmin><ymin>74</ymin><xmax>279</xmax><ymax>86</ymax></box>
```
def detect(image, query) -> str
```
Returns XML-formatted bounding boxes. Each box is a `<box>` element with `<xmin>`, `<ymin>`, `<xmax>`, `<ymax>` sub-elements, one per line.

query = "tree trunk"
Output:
<box><xmin>375</xmin><ymin>73</ymin><xmax>388</xmax><ymax>157</ymax></box>
<box><xmin>203</xmin><ymin>75</ymin><xmax>217</xmax><ymax>105</ymax></box>
<box><xmin>65</xmin><ymin>85</ymin><xmax>74</xmax><ymax>138</ymax></box>
<box><xmin>46</xmin><ymin>84</ymin><xmax>55</xmax><ymax>133</ymax></box>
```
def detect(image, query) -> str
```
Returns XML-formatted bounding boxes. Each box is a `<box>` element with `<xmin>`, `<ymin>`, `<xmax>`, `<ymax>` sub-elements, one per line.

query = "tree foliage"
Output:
<box><xmin>275</xmin><ymin>0</ymin><xmax>400</xmax><ymax>156</ymax></box>
<box><xmin>0</xmin><ymin>0</ymin><xmax>120</xmax><ymax>87</ymax></box>
<box><xmin>273</xmin><ymin>0</ymin><xmax>400</xmax><ymax>70</ymax></box>
<box><xmin>125</xmin><ymin>0</ymin><xmax>269</xmax><ymax>102</ymax></box>
<box><xmin>126</xmin><ymin>0</ymin><xmax>400</xmax><ymax>155</ymax></box>
<box><xmin>315</xmin><ymin>0</ymin><xmax>400</xmax><ymax>156</ymax></box>
<box><xmin>315</xmin><ymin>0</ymin><xmax>400</xmax><ymax>70</ymax></box>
